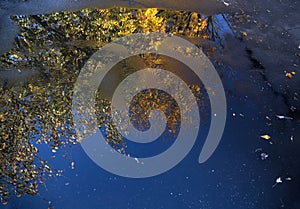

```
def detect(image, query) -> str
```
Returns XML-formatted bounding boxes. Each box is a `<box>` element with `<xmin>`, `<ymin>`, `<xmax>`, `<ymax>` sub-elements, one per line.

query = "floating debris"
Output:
<box><xmin>276</xmin><ymin>115</ymin><xmax>293</xmax><ymax>120</ymax></box>
<box><xmin>285</xmin><ymin>71</ymin><xmax>296</xmax><ymax>79</ymax></box>
<box><xmin>266</xmin><ymin>116</ymin><xmax>271</xmax><ymax>120</ymax></box>
<box><xmin>71</xmin><ymin>162</ymin><xmax>75</xmax><ymax>170</ymax></box>
<box><xmin>241</xmin><ymin>31</ymin><xmax>248</xmax><ymax>37</ymax></box>
<box><xmin>260</xmin><ymin>152</ymin><xmax>269</xmax><ymax>160</ymax></box>
<box><xmin>222</xmin><ymin>1</ymin><xmax>230</xmax><ymax>6</ymax></box>
<box><xmin>134</xmin><ymin>157</ymin><xmax>144</xmax><ymax>165</ymax></box>
<box><xmin>272</xmin><ymin>177</ymin><xmax>283</xmax><ymax>188</ymax></box>
<box><xmin>255</xmin><ymin>148</ymin><xmax>269</xmax><ymax>160</ymax></box>
<box><xmin>260</xmin><ymin>135</ymin><xmax>271</xmax><ymax>140</ymax></box>
<box><xmin>272</xmin><ymin>176</ymin><xmax>292</xmax><ymax>188</ymax></box>
<box><xmin>232</xmin><ymin>113</ymin><xmax>245</xmax><ymax>117</ymax></box>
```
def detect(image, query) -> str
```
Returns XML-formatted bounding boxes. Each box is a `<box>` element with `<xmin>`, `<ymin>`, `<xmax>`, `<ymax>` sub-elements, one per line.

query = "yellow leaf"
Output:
<box><xmin>261</xmin><ymin>134</ymin><xmax>271</xmax><ymax>140</ymax></box>
<box><xmin>285</xmin><ymin>71</ymin><xmax>296</xmax><ymax>79</ymax></box>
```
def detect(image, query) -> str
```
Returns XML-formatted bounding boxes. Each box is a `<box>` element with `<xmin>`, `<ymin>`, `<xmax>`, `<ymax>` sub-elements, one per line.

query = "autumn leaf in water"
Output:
<box><xmin>260</xmin><ymin>134</ymin><xmax>271</xmax><ymax>140</ymax></box>
<box><xmin>285</xmin><ymin>71</ymin><xmax>296</xmax><ymax>79</ymax></box>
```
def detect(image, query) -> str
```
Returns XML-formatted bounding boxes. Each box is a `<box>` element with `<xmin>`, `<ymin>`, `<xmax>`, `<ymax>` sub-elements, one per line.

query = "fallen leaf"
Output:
<box><xmin>261</xmin><ymin>134</ymin><xmax>271</xmax><ymax>140</ymax></box>
<box><xmin>285</xmin><ymin>71</ymin><xmax>296</xmax><ymax>79</ymax></box>
<box><xmin>242</xmin><ymin>31</ymin><xmax>247</xmax><ymax>36</ymax></box>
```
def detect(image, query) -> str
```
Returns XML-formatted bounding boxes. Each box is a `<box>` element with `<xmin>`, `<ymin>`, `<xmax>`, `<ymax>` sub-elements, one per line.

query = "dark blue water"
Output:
<box><xmin>4</xmin><ymin>52</ymin><xmax>300</xmax><ymax>209</ymax></box>
<box><xmin>2</xmin><ymin>7</ymin><xmax>299</xmax><ymax>209</ymax></box>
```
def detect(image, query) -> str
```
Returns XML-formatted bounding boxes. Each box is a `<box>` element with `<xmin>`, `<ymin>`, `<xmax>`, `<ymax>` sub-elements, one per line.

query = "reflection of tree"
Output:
<box><xmin>0</xmin><ymin>7</ymin><xmax>212</xmax><ymax>204</ymax></box>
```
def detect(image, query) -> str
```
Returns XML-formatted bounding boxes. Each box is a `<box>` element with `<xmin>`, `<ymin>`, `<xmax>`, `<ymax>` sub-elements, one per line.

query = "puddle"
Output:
<box><xmin>0</xmin><ymin>2</ymin><xmax>299</xmax><ymax>209</ymax></box>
